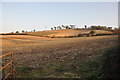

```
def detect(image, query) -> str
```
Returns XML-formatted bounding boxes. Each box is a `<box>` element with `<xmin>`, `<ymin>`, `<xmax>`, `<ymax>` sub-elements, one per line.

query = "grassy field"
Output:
<box><xmin>1</xmin><ymin>34</ymin><xmax>118</xmax><ymax>78</ymax></box>
<box><xmin>99</xmin><ymin>45</ymin><xmax>120</xmax><ymax>78</ymax></box>
<box><xmin>25</xmin><ymin>29</ymin><xmax>114</xmax><ymax>38</ymax></box>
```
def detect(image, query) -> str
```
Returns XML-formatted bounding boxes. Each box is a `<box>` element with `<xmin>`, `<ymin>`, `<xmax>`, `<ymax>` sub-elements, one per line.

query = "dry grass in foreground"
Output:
<box><xmin>1</xmin><ymin>35</ymin><xmax>118</xmax><ymax>78</ymax></box>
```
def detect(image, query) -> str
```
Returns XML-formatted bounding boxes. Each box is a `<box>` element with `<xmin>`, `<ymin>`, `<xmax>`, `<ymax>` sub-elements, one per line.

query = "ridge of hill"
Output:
<box><xmin>26</xmin><ymin>29</ymin><xmax>113</xmax><ymax>38</ymax></box>
<box><xmin>1</xmin><ymin>29</ymin><xmax>114</xmax><ymax>38</ymax></box>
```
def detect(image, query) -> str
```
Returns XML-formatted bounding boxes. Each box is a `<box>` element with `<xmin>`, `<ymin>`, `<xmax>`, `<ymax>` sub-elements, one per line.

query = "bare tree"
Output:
<box><xmin>22</xmin><ymin>30</ymin><xmax>25</xmax><ymax>33</ymax></box>
<box><xmin>59</xmin><ymin>26</ymin><xmax>62</xmax><ymax>29</ymax></box>
<box><xmin>33</xmin><ymin>30</ymin><xmax>36</xmax><ymax>32</ymax></box>
<box><xmin>70</xmin><ymin>25</ymin><xmax>75</xmax><ymax>29</ymax></box>
<box><xmin>85</xmin><ymin>25</ymin><xmax>87</xmax><ymax>29</ymax></box>
<box><xmin>16</xmin><ymin>31</ymin><xmax>19</xmax><ymax>33</ymax></box>
<box><xmin>70</xmin><ymin>25</ymin><xmax>73</xmax><ymax>29</ymax></box>
<box><xmin>51</xmin><ymin>28</ymin><xmax>53</xmax><ymax>30</ymax></box>
<box><xmin>54</xmin><ymin>27</ymin><xmax>57</xmax><ymax>30</ymax></box>
<box><xmin>57</xmin><ymin>26</ymin><xmax>62</xmax><ymax>29</ymax></box>
<box><xmin>64</xmin><ymin>25</ymin><xmax>69</xmax><ymax>29</ymax></box>
<box><xmin>61</xmin><ymin>25</ymin><xmax>65</xmax><ymax>29</ymax></box>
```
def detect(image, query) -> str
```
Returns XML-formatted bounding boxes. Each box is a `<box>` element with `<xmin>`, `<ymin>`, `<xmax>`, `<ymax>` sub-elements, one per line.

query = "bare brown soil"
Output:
<box><xmin>1</xmin><ymin>35</ymin><xmax>118</xmax><ymax>78</ymax></box>
<box><xmin>1</xmin><ymin>35</ymin><xmax>118</xmax><ymax>66</ymax></box>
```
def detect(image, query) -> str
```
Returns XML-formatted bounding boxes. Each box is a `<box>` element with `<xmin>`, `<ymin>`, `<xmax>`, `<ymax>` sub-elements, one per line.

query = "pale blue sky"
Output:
<box><xmin>1</xmin><ymin>0</ymin><xmax>119</xmax><ymax>2</ymax></box>
<box><xmin>1</xmin><ymin>2</ymin><xmax>118</xmax><ymax>33</ymax></box>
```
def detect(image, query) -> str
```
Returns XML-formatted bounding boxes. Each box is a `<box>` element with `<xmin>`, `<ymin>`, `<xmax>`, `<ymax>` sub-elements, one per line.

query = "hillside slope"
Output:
<box><xmin>26</xmin><ymin>29</ymin><xmax>113</xmax><ymax>38</ymax></box>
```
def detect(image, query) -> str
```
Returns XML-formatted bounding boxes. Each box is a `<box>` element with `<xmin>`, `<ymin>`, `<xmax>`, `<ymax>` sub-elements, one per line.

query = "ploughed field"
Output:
<box><xmin>1</xmin><ymin>35</ymin><xmax>118</xmax><ymax>78</ymax></box>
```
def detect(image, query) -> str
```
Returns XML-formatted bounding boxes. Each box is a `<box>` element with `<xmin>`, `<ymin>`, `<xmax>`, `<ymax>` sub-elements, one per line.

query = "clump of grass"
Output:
<box><xmin>83</xmin><ymin>60</ymin><xmax>100</xmax><ymax>78</ymax></box>
<box><xmin>63</xmin><ymin>72</ymin><xmax>79</xmax><ymax>78</ymax></box>
<box><xmin>16</xmin><ymin>65</ymin><xmax>31</xmax><ymax>73</ymax></box>
<box><xmin>15</xmin><ymin>65</ymin><xmax>33</xmax><ymax>78</ymax></box>
<box><xmin>100</xmin><ymin>45</ymin><xmax>120</xmax><ymax>78</ymax></box>
<box><xmin>55</xmin><ymin>66</ymin><xmax>66</xmax><ymax>72</ymax></box>
<box><xmin>77</xmin><ymin>60</ymin><xmax>99</xmax><ymax>72</ymax></box>
<box><xmin>75</xmin><ymin>60</ymin><xmax>100</xmax><ymax>78</ymax></box>
<box><xmin>85</xmin><ymin>60</ymin><xmax>100</xmax><ymax>68</ymax></box>
<box><xmin>76</xmin><ymin>53</ymin><xmax>85</xmax><ymax>57</ymax></box>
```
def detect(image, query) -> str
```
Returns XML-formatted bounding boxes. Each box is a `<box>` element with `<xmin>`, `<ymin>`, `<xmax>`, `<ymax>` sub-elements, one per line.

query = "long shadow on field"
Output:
<box><xmin>99</xmin><ymin>45</ymin><xmax>120</xmax><ymax>79</ymax></box>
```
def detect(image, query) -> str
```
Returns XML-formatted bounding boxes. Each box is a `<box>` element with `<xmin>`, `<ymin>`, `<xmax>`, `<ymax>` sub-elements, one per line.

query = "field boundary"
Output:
<box><xmin>0</xmin><ymin>51</ymin><xmax>14</xmax><ymax>80</ymax></box>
